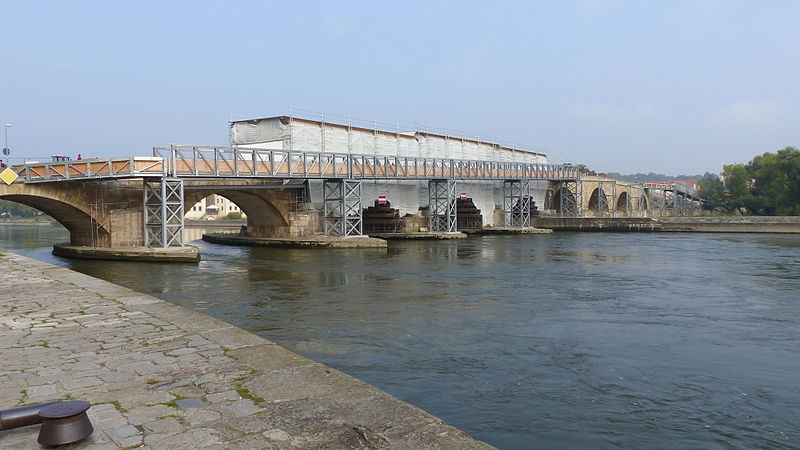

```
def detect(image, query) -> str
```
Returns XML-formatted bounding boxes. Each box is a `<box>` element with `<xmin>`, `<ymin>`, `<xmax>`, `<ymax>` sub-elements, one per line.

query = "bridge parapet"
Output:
<box><xmin>5</xmin><ymin>146</ymin><xmax>581</xmax><ymax>183</ymax></box>
<box><xmin>153</xmin><ymin>145</ymin><xmax>580</xmax><ymax>181</ymax></box>
<box><xmin>12</xmin><ymin>157</ymin><xmax>165</xmax><ymax>183</ymax></box>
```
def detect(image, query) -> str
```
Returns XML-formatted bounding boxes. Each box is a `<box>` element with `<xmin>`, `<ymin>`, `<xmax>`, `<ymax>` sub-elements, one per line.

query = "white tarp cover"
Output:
<box><xmin>231</xmin><ymin>117</ymin><xmax>547</xmax><ymax>164</ymax></box>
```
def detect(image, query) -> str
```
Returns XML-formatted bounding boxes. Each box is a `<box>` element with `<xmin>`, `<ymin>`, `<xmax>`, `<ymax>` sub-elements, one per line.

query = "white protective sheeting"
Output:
<box><xmin>231</xmin><ymin>117</ymin><xmax>548</xmax><ymax>164</ymax></box>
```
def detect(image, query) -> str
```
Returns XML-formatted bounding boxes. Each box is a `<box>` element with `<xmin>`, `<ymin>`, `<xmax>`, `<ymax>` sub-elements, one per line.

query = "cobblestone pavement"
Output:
<box><xmin>0</xmin><ymin>251</ymin><xmax>492</xmax><ymax>449</ymax></box>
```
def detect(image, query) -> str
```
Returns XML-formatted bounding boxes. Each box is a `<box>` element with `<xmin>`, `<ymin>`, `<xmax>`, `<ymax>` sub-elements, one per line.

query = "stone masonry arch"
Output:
<box><xmin>616</xmin><ymin>192</ymin><xmax>629</xmax><ymax>216</ymax></box>
<box><xmin>0</xmin><ymin>193</ymin><xmax>111</xmax><ymax>246</ymax></box>
<box><xmin>183</xmin><ymin>181</ymin><xmax>317</xmax><ymax>238</ymax></box>
<box><xmin>0</xmin><ymin>180</ymin><xmax>144</xmax><ymax>247</ymax></box>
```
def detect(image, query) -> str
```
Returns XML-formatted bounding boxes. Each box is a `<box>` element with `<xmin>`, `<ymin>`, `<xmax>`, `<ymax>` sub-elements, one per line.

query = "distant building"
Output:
<box><xmin>185</xmin><ymin>195</ymin><xmax>246</xmax><ymax>220</ymax></box>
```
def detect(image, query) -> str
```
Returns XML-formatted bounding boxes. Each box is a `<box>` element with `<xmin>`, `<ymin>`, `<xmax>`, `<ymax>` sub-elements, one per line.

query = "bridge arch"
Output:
<box><xmin>551</xmin><ymin>187</ymin><xmax>577</xmax><ymax>214</ymax></box>
<box><xmin>0</xmin><ymin>194</ymin><xmax>110</xmax><ymax>246</ymax></box>
<box><xmin>587</xmin><ymin>188</ymin><xmax>608</xmax><ymax>213</ymax></box>
<box><xmin>616</xmin><ymin>192</ymin><xmax>629</xmax><ymax>216</ymax></box>
<box><xmin>184</xmin><ymin>189</ymin><xmax>292</xmax><ymax>238</ymax></box>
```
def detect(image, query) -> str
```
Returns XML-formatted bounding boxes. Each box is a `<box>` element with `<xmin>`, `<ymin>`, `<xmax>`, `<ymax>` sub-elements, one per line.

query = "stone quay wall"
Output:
<box><xmin>0</xmin><ymin>251</ymin><xmax>491</xmax><ymax>449</ymax></box>
<box><xmin>534</xmin><ymin>216</ymin><xmax>800</xmax><ymax>233</ymax></box>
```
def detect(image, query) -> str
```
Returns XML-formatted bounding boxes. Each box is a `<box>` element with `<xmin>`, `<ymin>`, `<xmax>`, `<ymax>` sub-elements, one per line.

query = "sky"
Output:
<box><xmin>1</xmin><ymin>0</ymin><xmax>798</xmax><ymax>174</ymax></box>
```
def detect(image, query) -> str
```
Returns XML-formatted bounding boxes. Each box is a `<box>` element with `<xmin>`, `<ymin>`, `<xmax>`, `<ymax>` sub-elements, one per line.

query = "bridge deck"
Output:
<box><xmin>11</xmin><ymin>145</ymin><xmax>580</xmax><ymax>183</ymax></box>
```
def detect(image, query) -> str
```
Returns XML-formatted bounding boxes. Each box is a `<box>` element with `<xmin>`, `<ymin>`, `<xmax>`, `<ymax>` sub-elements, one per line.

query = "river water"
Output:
<box><xmin>2</xmin><ymin>225</ymin><xmax>799</xmax><ymax>449</ymax></box>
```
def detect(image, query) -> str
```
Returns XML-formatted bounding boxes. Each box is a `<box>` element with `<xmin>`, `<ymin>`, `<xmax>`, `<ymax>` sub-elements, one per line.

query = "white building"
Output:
<box><xmin>185</xmin><ymin>195</ymin><xmax>247</xmax><ymax>220</ymax></box>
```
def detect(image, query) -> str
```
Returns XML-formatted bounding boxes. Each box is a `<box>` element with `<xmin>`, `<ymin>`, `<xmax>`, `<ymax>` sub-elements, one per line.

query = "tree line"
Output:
<box><xmin>698</xmin><ymin>147</ymin><xmax>800</xmax><ymax>215</ymax></box>
<box><xmin>0</xmin><ymin>200</ymin><xmax>42</xmax><ymax>217</ymax></box>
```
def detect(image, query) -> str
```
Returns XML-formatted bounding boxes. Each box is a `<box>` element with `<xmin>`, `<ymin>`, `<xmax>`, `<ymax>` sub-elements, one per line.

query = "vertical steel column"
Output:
<box><xmin>596</xmin><ymin>180</ymin><xmax>615</xmax><ymax>218</ymax></box>
<box><xmin>143</xmin><ymin>178</ymin><xmax>184</xmax><ymax>247</ymax></box>
<box><xmin>428</xmin><ymin>179</ymin><xmax>457</xmax><ymax>232</ymax></box>
<box><xmin>503</xmin><ymin>179</ymin><xmax>531</xmax><ymax>227</ymax></box>
<box><xmin>559</xmin><ymin>180</ymin><xmax>582</xmax><ymax>217</ymax></box>
<box><xmin>323</xmin><ymin>179</ymin><xmax>362</xmax><ymax>236</ymax></box>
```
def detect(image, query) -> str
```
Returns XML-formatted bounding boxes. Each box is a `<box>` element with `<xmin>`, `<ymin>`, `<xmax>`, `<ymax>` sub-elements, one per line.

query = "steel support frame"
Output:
<box><xmin>596</xmin><ymin>180</ymin><xmax>616</xmax><ymax>218</ymax></box>
<box><xmin>628</xmin><ymin>184</ymin><xmax>644</xmax><ymax>217</ymax></box>
<box><xmin>429</xmin><ymin>179</ymin><xmax>457</xmax><ymax>232</ymax></box>
<box><xmin>558</xmin><ymin>180</ymin><xmax>582</xmax><ymax>218</ymax></box>
<box><xmin>323</xmin><ymin>179</ymin><xmax>363</xmax><ymax>236</ymax></box>
<box><xmin>503</xmin><ymin>179</ymin><xmax>531</xmax><ymax>228</ymax></box>
<box><xmin>143</xmin><ymin>178</ymin><xmax>185</xmax><ymax>247</ymax></box>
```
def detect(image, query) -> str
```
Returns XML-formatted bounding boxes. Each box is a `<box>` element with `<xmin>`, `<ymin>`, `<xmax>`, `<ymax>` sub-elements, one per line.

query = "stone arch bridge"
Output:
<box><xmin>0</xmin><ymin>147</ymin><xmax>701</xmax><ymax>249</ymax></box>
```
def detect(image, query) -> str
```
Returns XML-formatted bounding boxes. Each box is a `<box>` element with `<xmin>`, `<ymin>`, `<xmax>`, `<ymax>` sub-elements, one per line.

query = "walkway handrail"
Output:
<box><xmin>152</xmin><ymin>145</ymin><xmax>581</xmax><ymax>181</ymax></box>
<box><xmin>642</xmin><ymin>181</ymin><xmax>699</xmax><ymax>200</ymax></box>
<box><xmin>10</xmin><ymin>145</ymin><xmax>581</xmax><ymax>183</ymax></box>
<box><xmin>11</xmin><ymin>157</ymin><xmax>166</xmax><ymax>183</ymax></box>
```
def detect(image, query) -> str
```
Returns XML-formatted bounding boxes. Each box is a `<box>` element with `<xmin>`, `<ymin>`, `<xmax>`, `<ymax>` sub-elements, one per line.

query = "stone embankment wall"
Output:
<box><xmin>534</xmin><ymin>216</ymin><xmax>800</xmax><ymax>233</ymax></box>
<box><xmin>0</xmin><ymin>251</ymin><xmax>491</xmax><ymax>449</ymax></box>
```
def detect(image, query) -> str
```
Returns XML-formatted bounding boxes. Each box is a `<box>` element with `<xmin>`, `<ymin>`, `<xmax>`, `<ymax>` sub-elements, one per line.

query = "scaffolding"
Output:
<box><xmin>503</xmin><ymin>179</ymin><xmax>531</xmax><ymax>227</ymax></box>
<box><xmin>627</xmin><ymin>184</ymin><xmax>645</xmax><ymax>217</ymax></box>
<box><xmin>428</xmin><ymin>179</ymin><xmax>457</xmax><ymax>232</ymax></box>
<box><xmin>323</xmin><ymin>179</ymin><xmax>363</xmax><ymax>236</ymax></box>
<box><xmin>143</xmin><ymin>178</ymin><xmax>185</xmax><ymax>247</ymax></box>
<box><xmin>594</xmin><ymin>180</ymin><xmax>616</xmax><ymax>218</ymax></box>
<box><xmin>555</xmin><ymin>180</ymin><xmax>582</xmax><ymax>217</ymax></box>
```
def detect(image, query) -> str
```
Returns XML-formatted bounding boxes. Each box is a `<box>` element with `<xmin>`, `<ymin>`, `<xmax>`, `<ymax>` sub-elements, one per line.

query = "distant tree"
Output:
<box><xmin>698</xmin><ymin>174</ymin><xmax>725</xmax><ymax>211</ymax></box>
<box><xmin>569</xmin><ymin>163</ymin><xmax>596</xmax><ymax>175</ymax></box>
<box><xmin>0</xmin><ymin>200</ymin><xmax>42</xmax><ymax>217</ymax></box>
<box><xmin>713</xmin><ymin>147</ymin><xmax>800</xmax><ymax>215</ymax></box>
<box><xmin>221</xmin><ymin>211</ymin><xmax>243</xmax><ymax>220</ymax></box>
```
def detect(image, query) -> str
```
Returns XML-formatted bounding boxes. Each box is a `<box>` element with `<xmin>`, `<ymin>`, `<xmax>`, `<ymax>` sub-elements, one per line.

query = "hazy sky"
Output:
<box><xmin>2</xmin><ymin>1</ymin><xmax>798</xmax><ymax>174</ymax></box>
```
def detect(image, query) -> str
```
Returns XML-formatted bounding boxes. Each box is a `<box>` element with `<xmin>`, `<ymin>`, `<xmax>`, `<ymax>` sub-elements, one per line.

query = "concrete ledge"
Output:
<box><xmin>202</xmin><ymin>232</ymin><xmax>388</xmax><ymax>248</ymax></box>
<box><xmin>464</xmin><ymin>227</ymin><xmax>553</xmax><ymax>235</ymax></box>
<box><xmin>369</xmin><ymin>232</ymin><xmax>467</xmax><ymax>240</ymax></box>
<box><xmin>52</xmin><ymin>243</ymin><xmax>201</xmax><ymax>262</ymax></box>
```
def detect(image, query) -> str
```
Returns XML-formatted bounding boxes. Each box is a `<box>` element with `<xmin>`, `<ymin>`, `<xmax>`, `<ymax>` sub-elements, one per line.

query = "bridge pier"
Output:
<box><xmin>323</xmin><ymin>179</ymin><xmax>363</xmax><ymax>236</ymax></box>
<box><xmin>503</xmin><ymin>179</ymin><xmax>531</xmax><ymax>228</ymax></box>
<box><xmin>143</xmin><ymin>178</ymin><xmax>185</xmax><ymax>247</ymax></box>
<box><xmin>428</xmin><ymin>179</ymin><xmax>457</xmax><ymax>232</ymax></box>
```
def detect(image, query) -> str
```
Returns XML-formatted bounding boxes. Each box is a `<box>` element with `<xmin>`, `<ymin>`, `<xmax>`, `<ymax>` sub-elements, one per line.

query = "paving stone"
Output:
<box><xmin>221</xmin><ymin>398</ymin><xmax>262</xmax><ymax>417</ymax></box>
<box><xmin>26</xmin><ymin>384</ymin><xmax>57</xmax><ymax>398</ymax></box>
<box><xmin>167</xmin><ymin>347</ymin><xmax>199</xmax><ymax>356</ymax></box>
<box><xmin>263</xmin><ymin>428</ymin><xmax>292</xmax><ymax>441</ymax></box>
<box><xmin>181</xmin><ymin>408</ymin><xmax>221</xmax><ymax>425</ymax></box>
<box><xmin>143</xmin><ymin>416</ymin><xmax>182</xmax><ymax>433</ymax></box>
<box><xmin>110</xmin><ymin>424</ymin><xmax>140</xmax><ymax>439</ymax></box>
<box><xmin>63</xmin><ymin>376</ymin><xmax>103</xmax><ymax>390</ymax></box>
<box><xmin>206</xmin><ymin>390</ymin><xmax>240</xmax><ymax>403</ymax></box>
<box><xmin>126</xmin><ymin>405</ymin><xmax>177</xmax><ymax>426</ymax></box>
<box><xmin>175</xmin><ymin>397</ymin><xmax>208</xmax><ymax>409</ymax></box>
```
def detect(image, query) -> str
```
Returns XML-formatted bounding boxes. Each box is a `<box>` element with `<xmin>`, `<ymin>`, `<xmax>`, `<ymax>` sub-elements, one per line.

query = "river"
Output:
<box><xmin>1</xmin><ymin>225</ymin><xmax>799</xmax><ymax>449</ymax></box>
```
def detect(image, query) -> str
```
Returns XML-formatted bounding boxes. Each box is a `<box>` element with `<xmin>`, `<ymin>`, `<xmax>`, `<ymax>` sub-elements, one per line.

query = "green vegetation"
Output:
<box><xmin>699</xmin><ymin>147</ymin><xmax>800</xmax><ymax>215</ymax></box>
<box><xmin>0</xmin><ymin>200</ymin><xmax>43</xmax><ymax>217</ymax></box>
<box><xmin>162</xmin><ymin>394</ymin><xmax>190</xmax><ymax>408</ymax></box>
<box><xmin>234</xmin><ymin>382</ymin><xmax>264</xmax><ymax>403</ymax></box>
<box><xmin>220</xmin><ymin>211</ymin><xmax>243</xmax><ymax>220</ymax></box>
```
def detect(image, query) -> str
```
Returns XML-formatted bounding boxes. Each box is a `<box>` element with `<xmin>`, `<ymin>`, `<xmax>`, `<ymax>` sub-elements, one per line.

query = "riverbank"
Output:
<box><xmin>534</xmin><ymin>216</ymin><xmax>800</xmax><ymax>233</ymax></box>
<box><xmin>0</xmin><ymin>218</ymin><xmax>57</xmax><ymax>226</ymax></box>
<box><xmin>0</xmin><ymin>251</ymin><xmax>490</xmax><ymax>449</ymax></box>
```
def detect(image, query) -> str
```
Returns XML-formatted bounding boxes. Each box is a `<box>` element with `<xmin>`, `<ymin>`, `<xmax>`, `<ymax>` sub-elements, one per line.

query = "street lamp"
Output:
<box><xmin>2</xmin><ymin>124</ymin><xmax>11</xmax><ymax>156</ymax></box>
